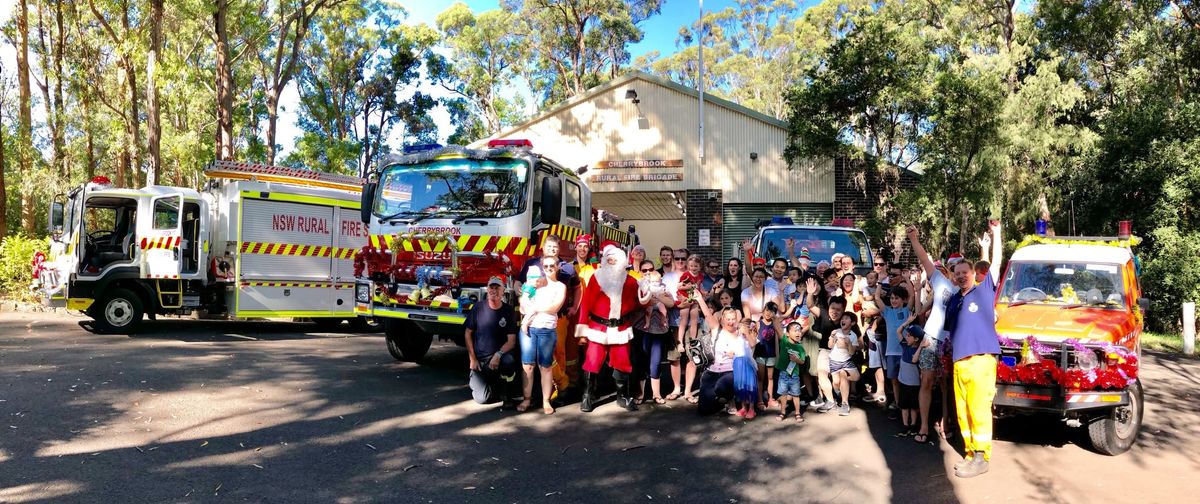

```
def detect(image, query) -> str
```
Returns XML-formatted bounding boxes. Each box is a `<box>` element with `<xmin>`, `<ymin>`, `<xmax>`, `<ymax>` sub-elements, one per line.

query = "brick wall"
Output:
<box><xmin>833</xmin><ymin>156</ymin><xmax>921</xmax><ymax>266</ymax></box>
<box><xmin>685</xmin><ymin>189</ymin><xmax>723</xmax><ymax>262</ymax></box>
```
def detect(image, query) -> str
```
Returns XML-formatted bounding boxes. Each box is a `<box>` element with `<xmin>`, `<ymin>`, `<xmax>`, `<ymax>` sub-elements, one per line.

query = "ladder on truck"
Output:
<box><xmin>204</xmin><ymin>160</ymin><xmax>366</xmax><ymax>192</ymax></box>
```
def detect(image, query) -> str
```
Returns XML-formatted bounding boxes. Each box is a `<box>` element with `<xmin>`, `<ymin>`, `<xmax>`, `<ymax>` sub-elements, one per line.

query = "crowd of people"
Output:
<box><xmin>463</xmin><ymin>221</ymin><xmax>1004</xmax><ymax>478</ymax></box>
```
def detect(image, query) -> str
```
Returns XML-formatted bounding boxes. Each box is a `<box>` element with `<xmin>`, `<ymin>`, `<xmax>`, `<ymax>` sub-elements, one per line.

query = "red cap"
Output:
<box><xmin>575</xmin><ymin>234</ymin><xmax>592</xmax><ymax>246</ymax></box>
<box><xmin>752</xmin><ymin>257</ymin><xmax>767</xmax><ymax>267</ymax></box>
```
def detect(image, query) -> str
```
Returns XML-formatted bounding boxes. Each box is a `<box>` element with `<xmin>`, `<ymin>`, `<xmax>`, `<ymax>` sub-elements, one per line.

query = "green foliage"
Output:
<box><xmin>0</xmin><ymin>235</ymin><xmax>44</xmax><ymax>301</ymax></box>
<box><xmin>433</xmin><ymin>3</ymin><xmax>529</xmax><ymax>137</ymax></box>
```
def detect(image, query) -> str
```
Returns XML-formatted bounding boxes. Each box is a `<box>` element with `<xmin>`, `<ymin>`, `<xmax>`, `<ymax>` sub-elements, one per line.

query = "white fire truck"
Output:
<box><xmin>38</xmin><ymin>161</ymin><xmax>370</xmax><ymax>333</ymax></box>
<box><xmin>353</xmin><ymin>140</ymin><xmax>632</xmax><ymax>361</ymax></box>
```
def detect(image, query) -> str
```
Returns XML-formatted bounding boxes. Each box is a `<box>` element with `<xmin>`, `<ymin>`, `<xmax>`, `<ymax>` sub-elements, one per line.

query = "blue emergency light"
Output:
<box><xmin>403</xmin><ymin>143</ymin><xmax>442</xmax><ymax>154</ymax></box>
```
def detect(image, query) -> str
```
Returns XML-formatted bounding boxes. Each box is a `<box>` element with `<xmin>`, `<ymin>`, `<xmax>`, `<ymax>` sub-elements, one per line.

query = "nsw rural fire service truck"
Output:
<box><xmin>353</xmin><ymin>140</ymin><xmax>632</xmax><ymax>361</ymax></box>
<box><xmin>38</xmin><ymin>161</ymin><xmax>370</xmax><ymax>333</ymax></box>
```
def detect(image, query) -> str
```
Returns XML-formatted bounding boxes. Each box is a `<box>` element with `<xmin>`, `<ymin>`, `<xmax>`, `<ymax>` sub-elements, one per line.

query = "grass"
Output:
<box><xmin>1142</xmin><ymin>330</ymin><xmax>1199</xmax><ymax>357</ymax></box>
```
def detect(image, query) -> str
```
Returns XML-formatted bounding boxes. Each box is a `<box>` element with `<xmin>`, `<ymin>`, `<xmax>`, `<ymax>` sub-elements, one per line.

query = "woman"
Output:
<box><xmin>837</xmin><ymin>272</ymin><xmax>861</xmax><ymax>317</ymax></box>
<box><xmin>518</xmin><ymin>256</ymin><xmax>567</xmax><ymax>414</ymax></box>
<box><xmin>695</xmin><ymin>295</ymin><xmax>747</xmax><ymax>415</ymax></box>
<box><xmin>634</xmin><ymin>259</ymin><xmax>674</xmax><ymax>404</ymax></box>
<box><xmin>740</xmin><ymin>268</ymin><xmax>782</xmax><ymax>323</ymax></box>
<box><xmin>628</xmin><ymin>245</ymin><xmax>647</xmax><ymax>279</ymax></box>
<box><xmin>718</xmin><ymin>258</ymin><xmax>746</xmax><ymax>311</ymax></box>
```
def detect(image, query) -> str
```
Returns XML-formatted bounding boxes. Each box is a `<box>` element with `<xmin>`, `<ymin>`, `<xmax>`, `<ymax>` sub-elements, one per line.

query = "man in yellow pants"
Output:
<box><xmin>943</xmin><ymin>220</ymin><xmax>1002</xmax><ymax>478</ymax></box>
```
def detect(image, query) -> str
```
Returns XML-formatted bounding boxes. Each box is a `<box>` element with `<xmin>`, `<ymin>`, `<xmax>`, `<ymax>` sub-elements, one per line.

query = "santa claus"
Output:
<box><xmin>575</xmin><ymin>241</ymin><xmax>644</xmax><ymax>412</ymax></box>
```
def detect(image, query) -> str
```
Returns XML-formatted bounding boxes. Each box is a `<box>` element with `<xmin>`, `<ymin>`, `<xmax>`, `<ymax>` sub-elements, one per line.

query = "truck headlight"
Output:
<box><xmin>356</xmin><ymin>284</ymin><xmax>370</xmax><ymax>303</ymax></box>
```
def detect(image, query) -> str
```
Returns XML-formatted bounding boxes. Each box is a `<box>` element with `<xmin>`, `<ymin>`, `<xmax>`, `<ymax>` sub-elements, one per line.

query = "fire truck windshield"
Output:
<box><xmin>374</xmin><ymin>158</ymin><xmax>529</xmax><ymax>222</ymax></box>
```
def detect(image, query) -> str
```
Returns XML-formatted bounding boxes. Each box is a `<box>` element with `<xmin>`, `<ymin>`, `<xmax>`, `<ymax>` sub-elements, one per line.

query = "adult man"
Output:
<box><xmin>464</xmin><ymin>276</ymin><xmax>520</xmax><ymax>407</ymax></box>
<box><xmin>577</xmin><ymin>243</ymin><xmax>644</xmax><ymax>412</ymax></box>
<box><xmin>944</xmin><ymin>220</ymin><xmax>1003</xmax><ymax>478</ymax></box>
<box><xmin>906</xmin><ymin>225</ymin><xmax>962</xmax><ymax>444</ymax></box>
<box><xmin>764</xmin><ymin>258</ymin><xmax>788</xmax><ymax>292</ymax></box>
<box><xmin>701</xmin><ymin>258</ymin><xmax>722</xmax><ymax>294</ymax></box>
<box><xmin>656</xmin><ymin>245</ymin><xmax>673</xmax><ymax>275</ymax></box>
<box><xmin>809</xmin><ymin>294</ymin><xmax>847</xmax><ymax>413</ymax></box>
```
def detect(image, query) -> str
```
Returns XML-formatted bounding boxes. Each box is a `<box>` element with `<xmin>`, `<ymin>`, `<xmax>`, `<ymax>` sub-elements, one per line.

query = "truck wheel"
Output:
<box><xmin>349</xmin><ymin>317</ymin><xmax>383</xmax><ymax>333</ymax></box>
<box><xmin>1088</xmin><ymin>379</ymin><xmax>1143</xmax><ymax>455</ymax></box>
<box><xmin>93</xmin><ymin>288</ymin><xmax>144</xmax><ymax>334</ymax></box>
<box><xmin>384</xmin><ymin>319</ymin><xmax>432</xmax><ymax>361</ymax></box>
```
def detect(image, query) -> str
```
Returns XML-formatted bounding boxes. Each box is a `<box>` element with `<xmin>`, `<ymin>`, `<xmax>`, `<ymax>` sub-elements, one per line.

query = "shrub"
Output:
<box><xmin>0</xmin><ymin>235</ymin><xmax>48</xmax><ymax>302</ymax></box>
<box><xmin>1140</xmin><ymin>227</ymin><xmax>1200</xmax><ymax>332</ymax></box>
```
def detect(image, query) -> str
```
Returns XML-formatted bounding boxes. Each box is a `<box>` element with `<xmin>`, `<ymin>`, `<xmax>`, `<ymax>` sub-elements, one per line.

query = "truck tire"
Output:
<box><xmin>384</xmin><ymin>319</ymin><xmax>432</xmax><ymax>361</ymax></box>
<box><xmin>349</xmin><ymin>317</ymin><xmax>383</xmax><ymax>333</ymax></box>
<box><xmin>92</xmin><ymin>288</ymin><xmax>144</xmax><ymax>334</ymax></box>
<box><xmin>1088</xmin><ymin>379</ymin><xmax>1143</xmax><ymax>455</ymax></box>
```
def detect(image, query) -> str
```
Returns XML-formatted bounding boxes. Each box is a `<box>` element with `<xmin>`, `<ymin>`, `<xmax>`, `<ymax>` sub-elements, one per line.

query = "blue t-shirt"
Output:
<box><xmin>922</xmin><ymin>271</ymin><xmax>958</xmax><ymax>342</ymax></box>
<box><xmin>899</xmin><ymin>339</ymin><xmax>920</xmax><ymax>386</ymax></box>
<box><xmin>946</xmin><ymin>274</ymin><xmax>1002</xmax><ymax>362</ymax></box>
<box><xmin>882</xmin><ymin>306</ymin><xmax>910</xmax><ymax>356</ymax></box>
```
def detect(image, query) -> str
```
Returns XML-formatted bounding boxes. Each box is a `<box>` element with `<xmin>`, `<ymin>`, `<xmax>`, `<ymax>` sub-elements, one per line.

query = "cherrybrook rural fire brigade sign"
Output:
<box><xmin>591</xmin><ymin>173</ymin><xmax>684</xmax><ymax>182</ymax></box>
<box><xmin>595</xmin><ymin>159</ymin><xmax>684</xmax><ymax>169</ymax></box>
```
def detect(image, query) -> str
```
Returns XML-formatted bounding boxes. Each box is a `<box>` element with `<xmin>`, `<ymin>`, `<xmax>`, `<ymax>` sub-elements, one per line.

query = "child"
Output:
<box><xmin>881</xmin><ymin>285</ymin><xmax>912</xmax><ymax>413</ymax></box>
<box><xmin>860</xmin><ymin>271</ymin><xmax>879</xmax><ymax>314</ymax></box>
<box><xmin>896</xmin><ymin>325</ymin><xmax>924</xmax><ymax>437</ymax></box>
<box><xmin>733</xmin><ymin>318</ymin><xmax>759</xmax><ymax>419</ymax></box>
<box><xmin>860</xmin><ymin>316</ymin><xmax>887</xmax><ymax>404</ymax></box>
<box><xmin>677</xmin><ymin>269</ymin><xmax>703</xmax><ymax>356</ymax></box>
<box><xmin>777</xmin><ymin>320</ymin><xmax>809</xmax><ymax>422</ymax></box>
<box><xmin>782</xmin><ymin>270</ymin><xmax>806</xmax><ymax>319</ymax></box>
<box><xmin>639</xmin><ymin>270</ymin><xmax>670</xmax><ymax>321</ymax></box>
<box><xmin>755</xmin><ymin>302</ymin><xmax>782</xmax><ymax>409</ymax></box>
<box><xmin>829</xmin><ymin>311</ymin><xmax>861</xmax><ymax>416</ymax></box>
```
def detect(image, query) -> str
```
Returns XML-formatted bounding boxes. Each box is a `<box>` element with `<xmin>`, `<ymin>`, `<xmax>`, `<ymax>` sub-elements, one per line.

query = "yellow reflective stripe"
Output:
<box><xmin>367</xmin><ymin>307</ymin><xmax>466</xmax><ymax>324</ymax></box>
<box><xmin>239</xmin><ymin>190</ymin><xmax>360</xmax><ymax>209</ymax></box>
<box><xmin>67</xmin><ymin>298</ymin><xmax>94</xmax><ymax>311</ymax></box>
<box><xmin>237</xmin><ymin>310</ymin><xmax>356</xmax><ymax>318</ymax></box>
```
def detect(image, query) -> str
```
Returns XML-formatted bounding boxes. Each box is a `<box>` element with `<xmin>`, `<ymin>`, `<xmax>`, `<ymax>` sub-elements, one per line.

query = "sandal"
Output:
<box><xmin>894</xmin><ymin>428</ymin><xmax>913</xmax><ymax>438</ymax></box>
<box><xmin>777</xmin><ymin>413</ymin><xmax>788</xmax><ymax>421</ymax></box>
<box><xmin>914</xmin><ymin>433</ymin><xmax>930</xmax><ymax>444</ymax></box>
<box><xmin>666</xmin><ymin>392</ymin><xmax>681</xmax><ymax>401</ymax></box>
<box><xmin>795</xmin><ymin>414</ymin><xmax>805</xmax><ymax>423</ymax></box>
<box><xmin>653</xmin><ymin>396</ymin><xmax>667</xmax><ymax>405</ymax></box>
<box><xmin>516</xmin><ymin>400</ymin><xmax>531</xmax><ymax>413</ymax></box>
<box><xmin>685</xmin><ymin>395</ymin><xmax>699</xmax><ymax>405</ymax></box>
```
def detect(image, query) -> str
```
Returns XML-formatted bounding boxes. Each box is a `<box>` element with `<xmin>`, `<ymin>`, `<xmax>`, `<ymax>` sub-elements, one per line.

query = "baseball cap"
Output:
<box><xmin>487</xmin><ymin>275</ymin><xmax>505</xmax><ymax>286</ymax></box>
<box><xmin>905</xmin><ymin>325</ymin><xmax>925</xmax><ymax>338</ymax></box>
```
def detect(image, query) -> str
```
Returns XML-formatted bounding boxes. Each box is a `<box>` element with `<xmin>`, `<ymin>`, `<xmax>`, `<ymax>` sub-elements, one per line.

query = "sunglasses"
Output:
<box><xmin>640</xmin><ymin>268</ymin><xmax>653</xmax><ymax>272</ymax></box>
<box><xmin>674</xmin><ymin>257</ymin><xmax>686</xmax><ymax>261</ymax></box>
<box><xmin>874</xmin><ymin>262</ymin><xmax>886</xmax><ymax>266</ymax></box>
<box><xmin>707</xmin><ymin>264</ymin><xmax>720</xmax><ymax>268</ymax></box>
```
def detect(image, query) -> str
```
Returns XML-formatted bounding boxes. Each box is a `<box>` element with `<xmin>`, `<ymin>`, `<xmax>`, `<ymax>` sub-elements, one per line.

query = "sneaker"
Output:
<box><xmin>838</xmin><ymin>403</ymin><xmax>851</xmax><ymax>416</ymax></box>
<box><xmin>810</xmin><ymin>398</ymin><xmax>825</xmax><ymax>410</ymax></box>
<box><xmin>799</xmin><ymin>399</ymin><xmax>810</xmax><ymax>408</ymax></box>
<box><xmin>953</xmin><ymin>456</ymin><xmax>974</xmax><ymax>471</ymax></box>
<box><xmin>955</xmin><ymin>457</ymin><xmax>989</xmax><ymax>478</ymax></box>
<box><xmin>887</xmin><ymin>402</ymin><xmax>899</xmax><ymax>411</ymax></box>
<box><xmin>818</xmin><ymin>402</ymin><xmax>835</xmax><ymax>413</ymax></box>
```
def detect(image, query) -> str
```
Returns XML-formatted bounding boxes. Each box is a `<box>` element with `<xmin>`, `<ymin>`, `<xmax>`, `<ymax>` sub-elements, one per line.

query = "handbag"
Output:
<box><xmin>687</xmin><ymin>332</ymin><xmax>714</xmax><ymax>370</ymax></box>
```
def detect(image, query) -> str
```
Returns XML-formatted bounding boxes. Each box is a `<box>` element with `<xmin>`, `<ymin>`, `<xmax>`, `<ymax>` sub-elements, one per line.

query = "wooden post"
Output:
<box><xmin>1183</xmin><ymin>302</ymin><xmax>1196</xmax><ymax>356</ymax></box>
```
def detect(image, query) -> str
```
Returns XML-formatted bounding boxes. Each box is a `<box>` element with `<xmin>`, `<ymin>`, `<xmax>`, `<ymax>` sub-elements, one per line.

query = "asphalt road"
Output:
<box><xmin>1</xmin><ymin>311</ymin><xmax>1198</xmax><ymax>503</ymax></box>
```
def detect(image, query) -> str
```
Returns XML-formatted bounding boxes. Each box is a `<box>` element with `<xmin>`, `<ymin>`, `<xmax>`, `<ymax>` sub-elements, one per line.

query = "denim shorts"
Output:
<box><xmin>777</xmin><ymin>372</ymin><xmax>803</xmax><ymax>397</ymax></box>
<box><xmin>884</xmin><ymin>355</ymin><xmax>902</xmax><ymax>379</ymax></box>
<box><xmin>521</xmin><ymin>326</ymin><xmax>557</xmax><ymax>367</ymax></box>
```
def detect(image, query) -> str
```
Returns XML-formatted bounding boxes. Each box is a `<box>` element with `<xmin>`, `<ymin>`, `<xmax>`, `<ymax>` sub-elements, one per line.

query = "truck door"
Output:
<box><xmin>142</xmin><ymin>193</ymin><xmax>185</xmax><ymax>279</ymax></box>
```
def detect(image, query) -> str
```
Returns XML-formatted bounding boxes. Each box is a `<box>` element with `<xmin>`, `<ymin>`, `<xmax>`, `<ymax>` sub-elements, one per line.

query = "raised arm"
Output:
<box><xmin>989</xmin><ymin>220</ymin><xmax>1003</xmax><ymax>284</ymax></box>
<box><xmin>697</xmin><ymin>294</ymin><xmax>717</xmax><ymax>330</ymax></box>
<box><xmin>906</xmin><ymin>225</ymin><xmax>937</xmax><ymax>279</ymax></box>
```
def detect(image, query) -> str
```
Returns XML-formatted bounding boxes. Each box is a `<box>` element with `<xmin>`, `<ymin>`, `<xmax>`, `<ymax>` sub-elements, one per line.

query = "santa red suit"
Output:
<box><xmin>575</xmin><ymin>243</ymin><xmax>643</xmax><ymax>411</ymax></box>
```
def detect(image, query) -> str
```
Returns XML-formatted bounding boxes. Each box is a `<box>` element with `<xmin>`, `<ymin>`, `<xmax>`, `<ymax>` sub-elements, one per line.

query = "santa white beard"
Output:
<box><xmin>593</xmin><ymin>252</ymin><xmax>629</xmax><ymax>319</ymax></box>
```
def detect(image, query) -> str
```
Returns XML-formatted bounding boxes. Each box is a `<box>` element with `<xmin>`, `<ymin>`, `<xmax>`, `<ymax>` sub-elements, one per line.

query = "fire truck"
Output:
<box><xmin>353</xmin><ymin>140</ymin><xmax>632</xmax><ymax>361</ymax></box>
<box><xmin>38</xmin><ymin>161</ymin><xmax>369</xmax><ymax>333</ymax></box>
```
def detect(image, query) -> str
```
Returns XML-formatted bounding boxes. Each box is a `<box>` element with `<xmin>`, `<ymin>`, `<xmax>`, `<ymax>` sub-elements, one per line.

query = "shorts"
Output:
<box><xmin>867</xmin><ymin>346</ymin><xmax>882</xmax><ymax>369</ymax></box>
<box><xmin>801</xmin><ymin>338</ymin><xmax>821</xmax><ymax>376</ymax></box>
<box><xmin>899</xmin><ymin>383</ymin><xmax>919</xmax><ymax>409</ymax></box>
<box><xmin>918</xmin><ymin>347</ymin><xmax>938</xmax><ymax>372</ymax></box>
<box><xmin>668</xmin><ymin>308</ymin><xmax>681</xmax><ymax>327</ymax></box>
<box><xmin>830</xmin><ymin>358</ymin><xmax>855</xmax><ymax>374</ymax></box>
<box><xmin>884</xmin><ymin>355</ymin><xmax>902</xmax><ymax>379</ymax></box>
<box><xmin>777</xmin><ymin>372</ymin><xmax>803</xmax><ymax>397</ymax></box>
<box><xmin>665</xmin><ymin>329</ymin><xmax>682</xmax><ymax>361</ymax></box>
<box><xmin>756</xmin><ymin>357</ymin><xmax>777</xmax><ymax>367</ymax></box>
<box><xmin>521</xmin><ymin>326</ymin><xmax>557</xmax><ymax>367</ymax></box>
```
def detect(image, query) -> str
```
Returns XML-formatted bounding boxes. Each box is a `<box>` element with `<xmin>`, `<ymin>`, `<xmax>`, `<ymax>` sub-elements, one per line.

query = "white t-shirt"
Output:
<box><xmin>528</xmin><ymin>281</ymin><xmax>566</xmax><ymax>329</ymax></box>
<box><xmin>921</xmin><ymin>271</ymin><xmax>958</xmax><ymax>341</ymax></box>
<box><xmin>709</xmin><ymin>329</ymin><xmax>742</xmax><ymax>373</ymax></box>
<box><xmin>740</xmin><ymin>286</ymin><xmax>779</xmax><ymax>321</ymax></box>
<box><xmin>829</xmin><ymin>328</ymin><xmax>858</xmax><ymax>363</ymax></box>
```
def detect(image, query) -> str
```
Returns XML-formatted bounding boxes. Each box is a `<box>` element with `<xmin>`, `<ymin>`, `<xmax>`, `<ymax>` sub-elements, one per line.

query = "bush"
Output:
<box><xmin>1140</xmin><ymin>227</ymin><xmax>1200</xmax><ymax>332</ymax></box>
<box><xmin>0</xmin><ymin>235</ymin><xmax>48</xmax><ymax>302</ymax></box>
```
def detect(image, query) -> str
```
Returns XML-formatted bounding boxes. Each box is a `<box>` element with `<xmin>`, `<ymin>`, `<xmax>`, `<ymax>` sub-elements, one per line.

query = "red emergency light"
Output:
<box><xmin>831</xmin><ymin>218</ymin><xmax>854</xmax><ymax>227</ymax></box>
<box><xmin>487</xmin><ymin>139</ymin><xmax>533</xmax><ymax>149</ymax></box>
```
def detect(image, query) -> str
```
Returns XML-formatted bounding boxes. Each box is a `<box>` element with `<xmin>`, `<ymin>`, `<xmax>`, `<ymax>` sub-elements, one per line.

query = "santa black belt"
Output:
<box><xmin>589</xmin><ymin>314</ymin><xmax>630</xmax><ymax>327</ymax></box>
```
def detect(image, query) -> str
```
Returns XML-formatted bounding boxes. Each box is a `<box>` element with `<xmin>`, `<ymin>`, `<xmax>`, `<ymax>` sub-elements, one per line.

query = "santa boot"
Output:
<box><xmin>614</xmin><ymin>370</ymin><xmax>638</xmax><ymax>411</ymax></box>
<box><xmin>580</xmin><ymin>372</ymin><xmax>598</xmax><ymax>413</ymax></box>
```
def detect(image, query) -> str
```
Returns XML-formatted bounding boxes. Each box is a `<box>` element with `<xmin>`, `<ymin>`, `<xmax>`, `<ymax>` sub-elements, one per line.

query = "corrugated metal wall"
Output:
<box><xmin>721</xmin><ymin>203</ymin><xmax>833</xmax><ymax>260</ymax></box>
<box><xmin>490</xmin><ymin>74</ymin><xmax>834</xmax><ymax>205</ymax></box>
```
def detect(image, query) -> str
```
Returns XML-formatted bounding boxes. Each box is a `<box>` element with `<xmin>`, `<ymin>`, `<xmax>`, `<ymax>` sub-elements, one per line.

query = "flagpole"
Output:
<box><xmin>698</xmin><ymin>0</ymin><xmax>705</xmax><ymax>165</ymax></box>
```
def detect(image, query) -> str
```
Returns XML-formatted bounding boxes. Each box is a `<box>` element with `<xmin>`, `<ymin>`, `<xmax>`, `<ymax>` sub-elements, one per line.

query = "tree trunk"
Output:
<box><xmin>146</xmin><ymin>0</ymin><xmax>163</xmax><ymax>185</ymax></box>
<box><xmin>17</xmin><ymin>0</ymin><xmax>36</xmax><ymax>234</ymax></box>
<box><xmin>125</xmin><ymin>59</ymin><xmax>143</xmax><ymax>186</ymax></box>
<box><xmin>54</xmin><ymin>1</ymin><xmax>65</xmax><ymax>177</ymax></box>
<box><xmin>266</xmin><ymin>87</ymin><xmax>280</xmax><ymax>164</ymax></box>
<box><xmin>0</xmin><ymin>94</ymin><xmax>7</xmax><ymax>240</ymax></box>
<box><xmin>82</xmin><ymin>91</ymin><xmax>95</xmax><ymax>179</ymax></box>
<box><xmin>214</xmin><ymin>0</ymin><xmax>235</xmax><ymax>161</ymax></box>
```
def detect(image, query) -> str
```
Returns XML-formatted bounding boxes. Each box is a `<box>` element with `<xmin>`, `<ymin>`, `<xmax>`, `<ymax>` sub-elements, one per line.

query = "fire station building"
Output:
<box><xmin>477</xmin><ymin>71</ymin><xmax>878</xmax><ymax>263</ymax></box>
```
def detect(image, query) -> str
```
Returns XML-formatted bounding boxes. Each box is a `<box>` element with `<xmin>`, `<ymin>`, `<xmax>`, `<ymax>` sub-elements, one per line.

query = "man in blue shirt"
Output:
<box><xmin>943</xmin><ymin>220</ymin><xmax>1003</xmax><ymax>478</ymax></box>
<box><xmin>464</xmin><ymin>276</ymin><xmax>520</xmax><ymax>407</ymax></box>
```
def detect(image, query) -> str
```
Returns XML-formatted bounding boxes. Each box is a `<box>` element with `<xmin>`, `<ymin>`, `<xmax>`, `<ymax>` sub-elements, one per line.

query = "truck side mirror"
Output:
<box><xmin>360</xmin><ymin>181</ymin><xmax>376</xmax><ymax>224</ymax></box>
<box><xmin>1137</xmin><ymin>297</ymin><xmax>1149</xmax><ymax>314</ymax></box>
<box><xmin>540</xmin><ymin>177</ymin><xmax>561</xmax><ymax>225</ymax></box>
<box><xmin>49</xmin><ymin>200</ymin><xmax>65</xmax><ymax>236</ymax></box>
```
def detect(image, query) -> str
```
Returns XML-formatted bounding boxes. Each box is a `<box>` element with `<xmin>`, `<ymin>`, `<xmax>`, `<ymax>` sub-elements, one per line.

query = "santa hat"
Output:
<box><xmin>575</xmin><ymin>234</ymin><xmax>592</xmax><ymax>247</ymax></box>
<box><xmin>946</xmin><ymin>253</ymin><xmax>965</xmax><ymax>266</ymax></box>
<box><xmin>798</xmin><ymin>247</ymin><xmax>811</xmax><ymax>261</ymax></box>
<box><xmin>599</xmin><ymin>240</ymin><xmax>621</xmax><ymax>255</ymax></box>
